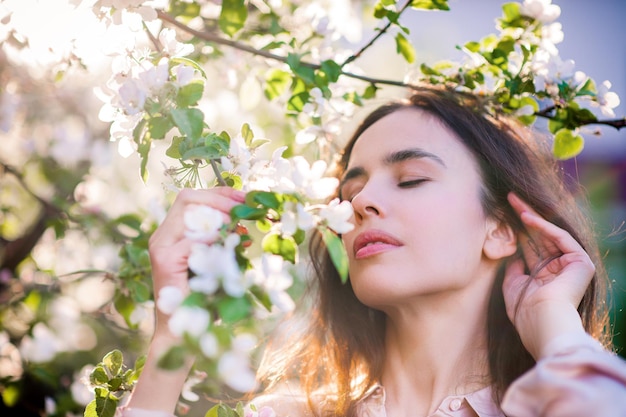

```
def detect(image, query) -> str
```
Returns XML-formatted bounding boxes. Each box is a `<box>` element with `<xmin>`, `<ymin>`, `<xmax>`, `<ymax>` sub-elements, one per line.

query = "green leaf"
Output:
<box><xmin>577</xmin><ymin>78</ymin><xmax>597</xmax><ymax>97</ymax></box>
<box><xmin>103</xmin><ymin>350</ymin><xmax>124</xmax><ymax>376</ymax></box>
<box><xmin>165</xmin><ymin>136</ymin><xmax>184</xmax><ymax>159</ymax></box>
<box><xmin>241</xmin><ymin>123</ymin><xmax>254</xmax><ymax>144</ymax></box>
<box><xmin>248</xmin><ymin>191</ymin><xmax>281</xmax><ymax>210</ymax></box>
<box><xmin>90</xmin><ymin>366</ymin><xmax>109</xmax><ymax>386</ymax></box>
<box><xmin>262</xmin><ymin>233</ymin><xmax>297</xmax><ymax>263</ymax></box>
<box><xmin>176</xmin><ymin>80</ymin><xmax>204</xmax><ymax>107</ymax></box>
<box><xmin>411</xmin><ymin>0</ymin><xmax>450</xmax><ymax>11</ymax></box>
<box><xmin>128</xmin><ymin>280</ymin><xmax>151</xmax><ymax>302</ymax></box>
<box><xmin>84</xmin><ymin>399</ymin><xmax>98</xmax><ymax>417</ymax></box>
<box><xmin>219</xmin><ymin>0</ymin><xmax>248</xmax><ymax>37</ymax></box>
<box><xmin>157</xmin><ymin>346</ymin><xmax>188</xmax><ymax>370</ymax></box>
<box><xmin>464</xmin><ymin>41</ymin><xmax>480</xmax><ymax>53</ymax></box>
<box><xmin>217</xmin><ymin>296</ymin><xmax>251</xmax><ymax>323</ymax></box>
<box><xmin>171</xmin><ymin>108</ymin><xmax>204</xmax><ymax>140</ymax></box>
<box><xmin>553</xmin><ymin>129</ymin><xmax>584</xmax><ymax>160</ymax></box>
<box><xmin>322</xmin><ymin>228</ymin><xmax>349</xmax><ymax>283</ymax></box>
<box><xmin>320</xmin><ymin>60</ymin><xmax>342</xmax><ymax>83</ymax></box>
<box><xmin>114</xmin><ymin>294</ymin><xmax>134</xmax><ymax>327</ymax></box>
<box><xmin>94</xmin><ymin>388</ymin><xmax>119</xmax><ymax>417</ymax></box>
<box><xmin>231</xmin><ymin>204</ymin><xmax>268</xmax><ymax>220</ymax></box>
<box><xmin>148</xmin><ymin>116</ymin><xmax>172</xmax><ymax>139</ymax></box>
<box><xmin>221</xmin><ymin>172</ymin><xmax>243</xmax><ymax>189</ymax></box>
<box><xmin>2</xmin><ymin>385</ymin><xmax>19</xmax><ymax>407</ymax></box>
<box><xmin>343</xmin><ymin>91</ymin><xmax>363</xmax><ymax>106</ymax></box>
<box><xmin>501</xmin><ymin>2</ymin><xmax>521</xmax><ymax>23</ymax></box>
<box><xmin>395</xmin><ymin>32</ymin><xmax>416</xmax><ymax>64</ymax></box>
<box><xmin>363</xmin><ymin>84</ymin><xmax>378</xmax><ymax>99</ymax></box>
<box><xmin>108</xmin><ymin>377</ymin><xmax>123</xmax><ymax>391</ymax></box>
<box><xmin>182</xmin><ymin>292</ymin><xmax>209</xmax><ymax>308</ymax></box>
<box><xmin>420</xmin><ymin>63</ymin><xmax>441</xmax><ymax>76</ymax></box>
<box><xmin>256</xmin><ymin>218</ymin><xmax>272</xmax><ymax>233</ymax></box>
<box><xmin>287</xmin><ymin>91</ymin><xmax>310</xmax><ymax>112</ymax></box>
<box><xmin>181</xmin><ymin>145</ymin><xmax>223</xmax><ymax>161</ymax></box>
<box><xmin>205</xmin><ymin>405</ymin><xmax>220</xmax><ymax>417</ymax></box>
<box><xmin>113</xmin><ymin>214</ymin><xmax>143</xmax><ymax>232</ymax></box>
<box><xmin>287</xmin><ymin>53</ymin><xmax>316</xmax><ymax>85</ymax></box>
<box><xmin>264</xmin><ymin>68</ymin><xmax>291</xmax><ymax>100</ymax></box>
<box><xmin>168</xmin><ymin>0</ymin><xmax>201</xmax><ymax>20</ymax></box>
<box><xmin>516</xmin><ymin>96</ymin><xmax>539</xmax><ymax>126</ymax></box>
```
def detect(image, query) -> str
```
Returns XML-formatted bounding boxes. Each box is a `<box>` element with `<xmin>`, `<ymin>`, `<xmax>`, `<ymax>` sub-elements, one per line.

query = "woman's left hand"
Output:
<box><xmin>502</xmin><ymin>192</ymin><xmax>595</xmax><ymax>359</ymax></box>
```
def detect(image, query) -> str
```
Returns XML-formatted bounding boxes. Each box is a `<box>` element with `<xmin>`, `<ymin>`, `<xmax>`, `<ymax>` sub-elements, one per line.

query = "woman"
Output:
<box><xmin>122</xmin><ymin>87</ymin><xmax>626</xmax><ymax>417</ymax></box>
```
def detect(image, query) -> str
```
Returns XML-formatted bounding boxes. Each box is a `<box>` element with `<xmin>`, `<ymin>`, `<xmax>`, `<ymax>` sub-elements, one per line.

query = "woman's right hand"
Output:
<box><xmin>148</xmin><ymin>187</ymin><xmax>246</xmax><ymax>336</ymax></box>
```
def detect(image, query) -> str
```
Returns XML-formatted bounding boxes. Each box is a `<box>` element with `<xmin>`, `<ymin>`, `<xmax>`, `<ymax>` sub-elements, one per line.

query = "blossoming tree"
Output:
<box><xmin>0</xmin><ymin>0</ymin><xmax>624</xmax><ymax>416</ymax></box>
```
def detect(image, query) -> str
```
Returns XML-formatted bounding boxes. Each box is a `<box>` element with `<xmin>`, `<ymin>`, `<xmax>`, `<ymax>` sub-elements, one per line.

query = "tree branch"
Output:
<box><xmin>534</xmin><ymin>105</ymin><xmax>626</xmax><ymax>130</ymax></box>
<box><xmin>341</xmin><ymin>0</ymin><xmax>414</xmax><ymax>67</ymax></box>
<box><xmin>0</xmin><ymin>162</ymin><xmax>61</xmax><ymax>274</ymax></box>
<box><xmin>156</xmin><ymin>11</ymin><xmax>624</xmax><ymax>131</ymax></box>
<box><xmin>156</xmin><ymin>10</ymin><xmax>417</xmax><ymax>89</ymax></box>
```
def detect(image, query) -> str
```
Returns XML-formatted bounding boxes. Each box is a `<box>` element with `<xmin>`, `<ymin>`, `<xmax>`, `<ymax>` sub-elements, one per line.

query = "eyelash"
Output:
<box><xmin>398</xmin><ymin>178</ymin><xmax>428</xmax><ymax>188</ymax></box>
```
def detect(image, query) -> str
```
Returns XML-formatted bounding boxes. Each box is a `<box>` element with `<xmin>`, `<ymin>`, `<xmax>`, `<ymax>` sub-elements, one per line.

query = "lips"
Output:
<box><xmin>352</xmin><ymin>229</ymin><xmax>403</xmax><ymax>259</ymax></box>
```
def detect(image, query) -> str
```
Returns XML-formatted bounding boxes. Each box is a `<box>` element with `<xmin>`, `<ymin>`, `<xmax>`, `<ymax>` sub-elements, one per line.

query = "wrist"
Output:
<box><xmin>514</xmin><ymin>301</ymin><xmax>585</xmax><ymax>360</ymax></box>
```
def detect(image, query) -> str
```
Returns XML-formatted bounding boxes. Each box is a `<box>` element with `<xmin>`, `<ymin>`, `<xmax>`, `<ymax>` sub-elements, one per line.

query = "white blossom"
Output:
<box><xmin>137</xmin><ymin>59</ymin><xmax>170</xmax><ymax>93</ymax></box>
<box><xmin>594</xmin><ymin>80</ymin><xmax>621</xmax><ymax>117</ymax></box>
<box><xmin>221</xmin><ymin>133</ymin><xmax>254</xmax><ymax>181</ymax></box>
<box><xmin>520</xmin><ymin>0</ymin><xmax>561</xmax><ymax>24</ymax></box>
<box><xmin>289</xmin><ymin>156</ymin><xmax>339</xmax><ymax>200</ymax></box>
<box><xmin>318</xmin><ymin>198</ymin><xmax>354</xmax><ymax>234</ymax></box>
<box><xmin>173</xmin><ymin>63</ymin><xmax>196</xmax><ymax>87</ymax></box>
<box><xmin>199</xmin><ymin>332</ymin><xmax>219</xmax><ymax>358</ymax></box>
<box><xmin>217</xmin><ymin>334</ymin><xmax>258</xmax><ymax>392</ymax></box>
<box><xmin>156</xmin><ymin>286</ymin><xmax>185</xmax><ymax>315</ymax></box>
<box><xmin>168</xmin><ymin>306</ymin><xmax>210</xmax><ymax>337</ymax></box>
<box><xmin>218</xmin><ymin>351</ymin><xmax>257</xmax><ymax>392</ymax></box>
<box><xmin>247</xmin><ymin>254</ymin><xmax>295</xmax><ymax>313</ymax></box>
<box><xmin>70</xmin><ymin>364</ymin><xmax>95</xmax><ymax>406</ymax></box>
<box><xmin>19</xmin><ymin>323</ymin><xmax>61</xmax><ymax>363</ymax></box>
<box><xmin>0</xmin><ymin>332</ymin><xmax>23</xmax><ymax>380</ymax></box>
<box><xmin>181</xmin><ymin>371</ymin><xmax>207</xmax><ymax>402</ymax></box>
<box><xmin>159</xmin><ymin>28</ymin><xmax>194</xmax><ymax>57</ymax></box>
<box><xmin>117</xmin><ymin>78</ymin><xmax>146</xmax><ymax>115</ymax></box>
<box><xmin>184</xmin><ymin>205</ymin><xmax>224</xmax><ymax>242</ymax></box>
<box><xmin>188</xmin><ymin>235</ymin><xmax>245</xmax><ymax>297</ymax></box>
<box><xmin>280</xmin><ymin>202</ymin><xmax>316</xmax><ymax>236</ymax></box>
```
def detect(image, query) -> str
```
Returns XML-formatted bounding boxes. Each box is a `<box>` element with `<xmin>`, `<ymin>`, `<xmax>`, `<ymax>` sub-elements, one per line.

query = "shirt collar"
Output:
<box><xmin>358</xmin><ymin>384</ymin><xmax>504</xmax><ymax>417</ymax></box>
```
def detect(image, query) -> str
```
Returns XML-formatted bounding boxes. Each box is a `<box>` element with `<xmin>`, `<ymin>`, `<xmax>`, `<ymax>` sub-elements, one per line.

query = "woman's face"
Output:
<box><xmin>340</xmin><ymin>108</ymin><xmax>498</xmax><ymax>310</ymax></box>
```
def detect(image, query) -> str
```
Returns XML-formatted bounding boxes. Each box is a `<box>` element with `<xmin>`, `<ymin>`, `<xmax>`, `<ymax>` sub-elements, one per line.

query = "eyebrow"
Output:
<box><xmin>340</xmin><ymin>147</ymin><xmax>446</xmax><ymax>185</ymax></box>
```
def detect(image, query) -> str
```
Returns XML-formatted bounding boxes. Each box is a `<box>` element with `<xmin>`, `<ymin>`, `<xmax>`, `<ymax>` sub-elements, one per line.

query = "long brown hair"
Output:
<box><xmin>257</xmin><ymin>86</ymin><xmax>611</xmax><ymax>416</ymax></box>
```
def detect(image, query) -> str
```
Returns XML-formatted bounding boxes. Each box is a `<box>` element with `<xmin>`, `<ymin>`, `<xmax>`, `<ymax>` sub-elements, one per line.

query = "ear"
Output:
<box><xmin>483</xmin><ymin>218</ymin><xmax>517</xmax><ymax>260</ymax></box>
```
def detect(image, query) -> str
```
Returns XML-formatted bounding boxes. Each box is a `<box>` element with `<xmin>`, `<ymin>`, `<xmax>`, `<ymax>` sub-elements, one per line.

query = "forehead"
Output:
<box><xmin>346</xmin><ymin>108</ymin><xmax>475</xmax><ymax>169</ymax></box>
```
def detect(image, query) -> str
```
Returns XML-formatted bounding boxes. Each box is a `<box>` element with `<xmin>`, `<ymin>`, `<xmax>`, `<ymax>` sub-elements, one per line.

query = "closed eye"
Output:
<box><xmin>398</xmin><ymin>179</ymin><xmax>428</xmax><ymax>188</ymax></box>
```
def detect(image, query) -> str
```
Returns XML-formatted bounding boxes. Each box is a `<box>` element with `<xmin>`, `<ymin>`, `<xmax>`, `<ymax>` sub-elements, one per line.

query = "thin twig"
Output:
<box><xmin>210</xmin><ymin>159</ymin><xmax>227</xmax><ymax>186</ymax></box>
<box><xmin>341</xmin><ymin>0</ymin><xmax>414</xmax><ymax>67</ymax></box>
<box><xmin>156</xmin><ymin>10</ymin><xmax>417</xmax><ymax>89</ymax></box>
<box><xmin>1</xmin><ymin>161</ymin><xmax>52</xmax><ymax>208</ymax></box>
<box><xmin>535</xmin><ymin>106</ymin><xmax>626</xmax><ymax>130</ymax></box>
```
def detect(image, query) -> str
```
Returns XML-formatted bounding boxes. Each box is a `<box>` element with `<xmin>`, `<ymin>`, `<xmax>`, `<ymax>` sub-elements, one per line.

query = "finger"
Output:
<box><xmin>518</xmin><ymin>210</ymin><xmax>584</xmax><ymax>257</ymax></box>
<box><xmin>507</xmin><ymin>192</ymin><xmax>581</xmax><ymax>262</ymax></box>
<box><xmin>508</xmin><ymin>193</ymin><xmax>546</xmax><ymax>267</ymax></box>
<box><xmin>152</xmin><ymin>188</ymin><xmax>246</xmax><ymax>247</ymax></box>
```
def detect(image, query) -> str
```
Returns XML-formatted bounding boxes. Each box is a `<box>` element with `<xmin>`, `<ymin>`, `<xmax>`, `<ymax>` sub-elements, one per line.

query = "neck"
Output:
<box><xmin>380</xmin><ymin>282</ymin><xmax>494</xmax><ymax>417</ymax></box>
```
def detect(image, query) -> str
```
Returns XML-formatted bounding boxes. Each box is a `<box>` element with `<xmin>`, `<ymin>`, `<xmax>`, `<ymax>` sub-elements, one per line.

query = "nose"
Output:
<box><xmin>350</xmin><ymin>184</ymin><xmax>383</xmax><ymax>223</ymax></box>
